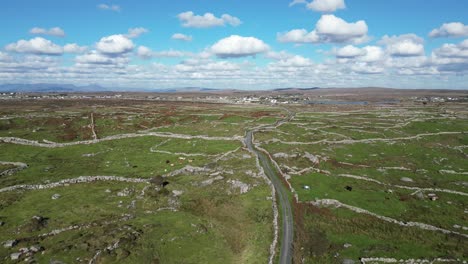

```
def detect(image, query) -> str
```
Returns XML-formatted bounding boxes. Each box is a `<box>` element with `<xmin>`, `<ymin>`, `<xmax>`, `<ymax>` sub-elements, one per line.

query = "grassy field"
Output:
<box><xmin>257</xmin><ymin>103</ymin><xmax>468</xmax><ymax>263</ymax></box>
<box><xmin>0</xmin><ymin>100</ymin><xmax>281</xmax><ymax>263</ymax></box>
<box><xmin>1</xmin><ymin>98</ymin><xmax>467</xmax><ymax>263</ymax></box>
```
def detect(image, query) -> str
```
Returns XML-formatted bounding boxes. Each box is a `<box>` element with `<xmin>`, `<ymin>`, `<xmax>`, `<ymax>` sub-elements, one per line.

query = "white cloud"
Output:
<box><xmin>380</xmin><ymin>34</ymin><xmax>425</xmax><ymax>57</ymax></box>
<box><xmin>272</xmin><ymin>55</ymin><xmax>313</xmax><ymax>67</ymax></box>
<box><xmin>351</xmin><ymin>63</ymin><xmax>384</xmax><ymax>74</ymax></box>
<box><xmin>126</xmin><ymin>27</ymin><xmax>148</xmax><ymax>38</ymax></box>
<box><xmin>433</xmin><ymin>41</ymin><xmax>468</xmax><ymax>59</ymax></box>
<box><xmin>429</xmin><ymin>22</ymin><xmax>468</xmax><ymax>38</ymax></box>
<box><xmin>136</xmin><ymin>46</ymin><xmax>153</xmax><ymax>59</ymax></box>
<box><xmin>177</xmin><ymin>11</ymin><xmax>241</xmax><ymax>28</ymax></box>
<box><xmin>175</xmin><ymin>60</ymin><xmax>240</xmax><ymax>73</ymax></box>
<box><xmin>76</xmin><ymin>52</ymin><xmax>115</xmax><ymax>65</ymax></box>
<box><xmin>0</xmin><ymin>55</ymin><xmax>60</xmax><ymax>74</ymax></box>
<box><xmin>221</xmin><ymin>14</ymin><xmax>242</xmax><ymax>26</ymax></box>
<box><xmin>76</xmin><ymin>51</ymin><xmax>129</xmax><ymax>66</ymax></box>
<box><xmin>460</xmin><ymin>39</ymin><xmax>468</xmax><ymax>49</ymax></box>
<box><xmin>0</xmin><ymin>52</ymin><xmax>13</xmax><ymax>62</ymax></box>
<box><xmin>30</xmin><ymin>27</ymin><xmax>65</xmax><ymax>37</ymax></box>
<box><xmin>336</xmin><ymin>45</ymin><xmax>363</xmax><ymax>58</ymax></box>
<box><xmin>331</xmin><ymin>45</ymin><xmax>385</xmax><ymax>64</ymax></box>
<box><xmin>97</xmin><ymin>4</ymin><xmax>121</xmax><ymax>12</ymax></box>
<box><xmin>137</xmin><ymin>46</ymin><xmax>188</xmax><ymax>59</ymax></box>
<box><xmin>289</xmin><ymin>0</ymin><xmax>307</xmax><ymax>7</ymax></box>
<box><xmin>307</xmin><ymin>0</ymin><xmax>346</xmax><ymax>12</ymax></box>
<box><xmin>360</xmin><ymin>46</ymin><xmax>384</xmax><ymax>62</ymax></box>
<box><xmin>96</xmin><ymin>34</ymin><xmax>134</xmax><ymax>55</ymax></box>
<box><xmin>64</xmin><ymin>43</ymin><xmax>87</xmax><ymax>54</ymax></box>
<box><xmin>277</xmin><ymin>15</ymin><xmax>368</xmax><ymax>44</ymax></box>
<box><xmin>5</xmin><ymin>37</ymin><xmax>63</xmax><ymax>55</ymax></box>
<box><xmin>431</xmin><ymin>39</ymin><xmax>468</xmax><ymax>73</ymax></box>
<box><xmin>210</xmin><ymin>35</ymin><xmax>269</xmax><ymax>58</ymax></box>
<box><xmin>153</xmin><ymin>50</ymin><xmax>187</xmax><ymax>58</ymax></box>
<box><xmin>265</xmin><ymin>51</ymin><xmax>297</xmax><ymax>60</ymax></box>
<box><xmin>277</xmin><ymin>29</ymin><xmax>319</xmax><ymax>43</ymax></box>
<box><xmin>316</xmin><ymin>15</ymin><xmax>368</xmax><ymax>43</ymax></box>
<box><xmin>172</xmin><ymin>33</ymin><xmax>192</xmax><ymax>42</ymax></box>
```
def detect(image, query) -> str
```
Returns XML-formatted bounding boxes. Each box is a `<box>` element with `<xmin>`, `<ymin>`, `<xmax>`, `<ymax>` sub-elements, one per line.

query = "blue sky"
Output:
<box><xmin>1</xmin><ymin>0</ymin><xmax>467</xmax><ymax>89</ymax></box>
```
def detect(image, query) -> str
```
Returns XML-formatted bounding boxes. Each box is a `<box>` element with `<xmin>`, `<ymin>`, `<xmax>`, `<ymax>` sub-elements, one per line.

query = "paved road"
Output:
<box><xmin>245</xmin><ymin>110</ymin><xmax>294</xmax><ymax>264</ymax></box>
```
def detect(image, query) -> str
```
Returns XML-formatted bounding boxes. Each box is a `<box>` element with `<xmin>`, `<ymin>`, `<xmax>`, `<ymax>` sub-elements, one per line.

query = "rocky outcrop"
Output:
<box><xmin>0</xmin><ymin>161</ymin><xmax>28</xmax><ymax>176</ymax></box>
<box><xmin>360</xmin><ymin>257</ymin><xmax>459</xmax><ymax>263</ymax></box>
<box><xmin>310</xmin><ymin>199</ymin><xmax>468</xmax><ymax>238</ymax></box>
<box><xmin>0</xmin><ymin>176</ymin><xmax>149</xmax><ymax>193</ymax></box>
<box><xmin>227</xmin><ymin>179</ymin><xmax>250</xmax><ymax>194</ymax></box>
<box><xmin>0</xmin><ymin>132</ymin><xmax>242</xmax><ymax>148</ymax></box>
<box><xmin>165</xmin><ymin>165</ymin><xmax>211</xmax><ymax>177</ymax></box>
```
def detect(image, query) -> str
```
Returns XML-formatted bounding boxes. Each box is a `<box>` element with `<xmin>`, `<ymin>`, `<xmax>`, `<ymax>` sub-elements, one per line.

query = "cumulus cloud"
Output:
<box><xmin>97</xmin><ymin>4</ymin><xmax>121</xmax><ymax>12</ymax></box>
<box><xmin>278</xmin><ymin>15</ymin><xmax>368</xmax><ymax>44</ymax></box>
<box><xmin>137</xmin><ymin>46</ymin><xmax>188</xmax><ymax>59</ymax></box>
<box><xmin>177</xmin><ymin>11</ymin><xmax>241</xmax><ymax>28</ymax></box>
<box><xmin>277</xmin><ymin>29</ymin><xmax>319</xmax><ymax>43</ymax></box>
<box><xmin>172</xmin><ymin>33</ymin><xmax>192</xmax><ymax>42</ymax></box>
<box><xmin>175</xmin><ymin>60</ymin><xmax>240</xmax><ymax>73</ymax></box>
<box><xmin>0</xmin><ymin>52</ymin><xmax>13</xmax><ymax>62</ymax></box>
<box><xmin>334</xmin><ymin>45</ymin><xmax>384</xmax><ymax>62</ymax></box>
<box><xmin>380</xmin><ymin>34</ymin><xmax>425</xmax><ymax>57</ymax></box>
<box><xmin>75</xmin><ymin>51</ymin><xmax>129</xmax><ymax>66</ymax></box>
<box><xmin>0</xmin><ymin>55</ymin><xmax>60</xmax><ymax>75</ymax></box>
<box><xmin>335</xmin><ymin>45</ymin><xmax>363</xmax><ymax>58</ymax></box>
<box><xmin>272</xmin><ymin>55</ymin><xmax>313</xmax><ymax>67</ymax></box>
<box><xmin>126</xmin><ymin>27</ymin><xmax>148</xmax><ymax>38</ymax></box>
<box><xmin>63</xmin><ymin>43</ymin><xmax>87</xmax><ymax>53</ymax></box>
<box><xmin>96</xmin><ymin>34</ymin><xmax>134</xmax><ymax>55</ymax></box>
<box><xmin>351</xmin><ymin>63</ymin><xmax>384</xmax><ymax>74</ymax></box>
<box><xmin>307</xmin><ymin>0</ymin><xmax>346</xmax><ymax>12</ymax></box>
<box><xmin>316</xmin><ymin>15</ymin><xmax>368</xmax><ymax>43</ymax></box>
<box><xmin>433</xmin><ymin>40</ymin><xmax>468</xmax><ymax>58</ymax></box>
<box><xmin>136</xmin><ymin>46</ymin><xmax>153</xmax><ymax>59</ymax></box>
<box><xmin>432</xmin><ymin>39</ymin><xmax>468</xmax><ymax>73</ymax></box>
<box><xmin>360</xmin><ymin>46</ymin><xmax>384</xmax><ymax>62</ymax></box>
<box><xmin>76</xmin><ymin>52</ymin><xmax>115</xmax><ymax>65</ymax></box>
<box><xmin>210</xmin><ymin>35</ymin><xmax>269</xmax><ymax>58</ymax></box>
<box><xmin>30</xmin><ymin>27</ymin><xmax>65</xmax><ymax>37</ymax></box>
<box><xmin>429</xmin><ymin>22</ymin><xmax>468</xmax><ymax>38</ymax></box>
<box><xmin>5</xmin><ymin>37</ymin><xmax>63</xmax><ymax>55</ymax></box>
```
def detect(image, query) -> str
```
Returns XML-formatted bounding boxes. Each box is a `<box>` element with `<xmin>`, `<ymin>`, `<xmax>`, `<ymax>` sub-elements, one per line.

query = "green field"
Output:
<box><xmin>257</xmin><ymin>103</ymin><xmax>468</xmax><ymax>263</ymax></box>
<box><xmin>0</xmin><ymin>100</ymin><xmax>282</xmax><ymax>263</ymax></box>
<box><xmin>1</xmin><ymin>99</ymin><xmax>467</xmax><ymax>263</ymax></box>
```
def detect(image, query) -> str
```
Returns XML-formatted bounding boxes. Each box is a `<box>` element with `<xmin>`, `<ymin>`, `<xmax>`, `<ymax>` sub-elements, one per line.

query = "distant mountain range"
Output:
<box><xmin>272</xmin><ymin>87</ymin><xmax>320</xmax><ymax>92</ymax></box>
<box><xmin>0</xmin><ymin>83</ymin><xmax>325</xmax><ymax>93</ymax></box>
<box><xmin>0</xmin><ymin>83</ymin><xmax>231</xmax><ymax>93</ymax></box>
<box><xmin>0</xmin><ymin>83</ymin><xmax>108</xmax><ymax>93</ymax></box>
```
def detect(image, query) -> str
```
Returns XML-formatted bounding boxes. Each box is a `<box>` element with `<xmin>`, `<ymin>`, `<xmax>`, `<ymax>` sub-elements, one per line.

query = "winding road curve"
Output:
<box><xmin>245</xmin><ymin>109</ymin><xmax>295</xmax><ymax>264</ymax></box>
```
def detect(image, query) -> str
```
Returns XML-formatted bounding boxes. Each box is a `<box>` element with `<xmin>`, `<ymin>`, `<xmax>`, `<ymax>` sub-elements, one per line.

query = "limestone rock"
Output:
<box><xmin>10</xmin><ymin>252</ymin><xmax>21</xmax><ymax>260</ymax></box>
<box><xmin>3</xmin><ymin>239</ymin><xmax>18</xmax><ymax>248</ymax></box>
<box><xmin>400</xmin><ymin>177</ymin><xmax>414</xmax><ymax>183</ymax></box>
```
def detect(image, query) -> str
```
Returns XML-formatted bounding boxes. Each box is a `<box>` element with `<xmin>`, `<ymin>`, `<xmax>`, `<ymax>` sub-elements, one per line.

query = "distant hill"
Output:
<box><xmin>0</xmin><ymin>84</ymin><xmax>226</xmax><ymax>93</ymax></box>
<box><xmin>272</xmin><ymin>87</ymin><xmax>320</xmax><ymax>92</ymax></box>
<box><xmin>0</xmin><ymin>83</ymin><xmax>107</xmax><ymax>93</ymax></box>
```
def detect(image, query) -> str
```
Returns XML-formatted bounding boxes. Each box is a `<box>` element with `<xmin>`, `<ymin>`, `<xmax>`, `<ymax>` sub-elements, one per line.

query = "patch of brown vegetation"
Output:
<box><xmin>250</xmin><ymin>111</ymin><xmax>272</xmax><ymax>118</ymax></box>
<box><xmin>293</xmin><ymin>200</ymin><xmax>335</xmax><ymax>262</ymax></box>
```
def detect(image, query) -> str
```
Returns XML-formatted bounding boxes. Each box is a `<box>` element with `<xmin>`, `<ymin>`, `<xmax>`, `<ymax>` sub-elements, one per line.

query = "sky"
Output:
<box><xmin>1</xmin><ymin>0</ymin><xmax>468</xmax><ymax>90</ymax></box>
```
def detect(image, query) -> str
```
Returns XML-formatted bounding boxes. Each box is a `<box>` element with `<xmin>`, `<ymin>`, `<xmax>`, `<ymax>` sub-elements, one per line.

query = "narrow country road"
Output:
<box><xmin>245</xmin><ymin>109</ymin><xmax>295</xmax><ymax>264</ymax></box>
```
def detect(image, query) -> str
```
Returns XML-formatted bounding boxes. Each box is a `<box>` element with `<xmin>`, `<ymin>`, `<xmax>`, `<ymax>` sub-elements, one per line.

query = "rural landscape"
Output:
<box><xmin>1</xmin><ymin>0</ymin><xmax>468</xmax><ymax>263</ymax></box>
<box><xmin>0</xmin><ymin>88</ymin><xmax>466</xmax><ymax>263</ymax></box>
